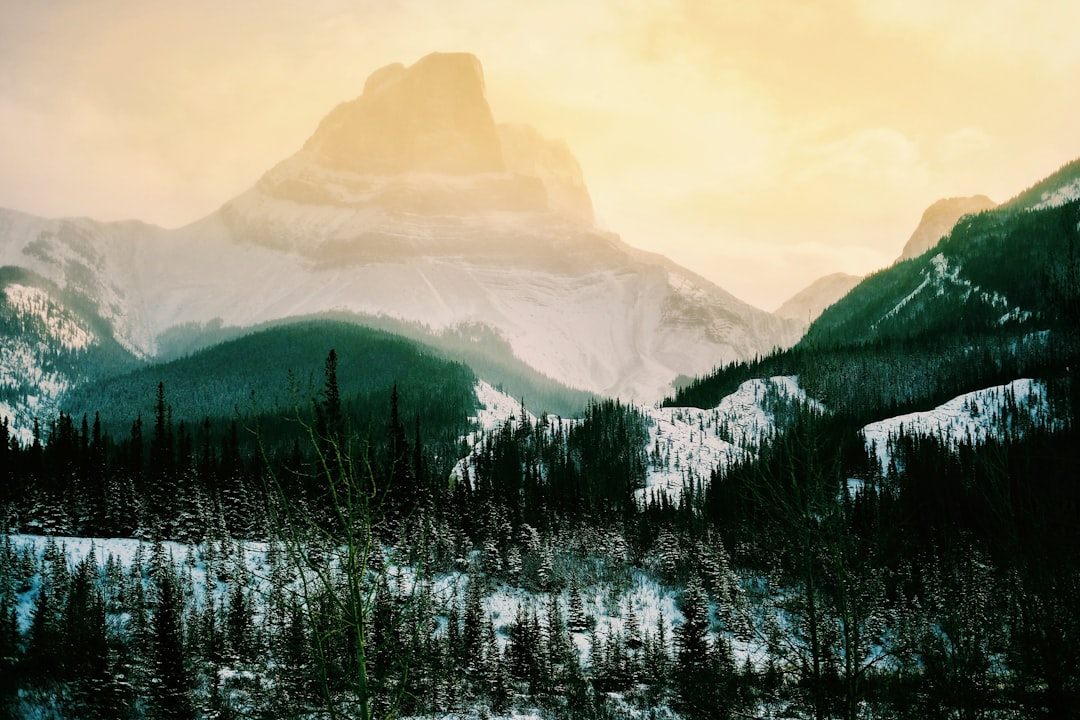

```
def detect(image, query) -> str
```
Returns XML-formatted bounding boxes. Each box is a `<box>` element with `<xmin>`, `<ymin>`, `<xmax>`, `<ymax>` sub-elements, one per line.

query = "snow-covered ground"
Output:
<box><xmin>638</xmin><ymin>376</ymin><xmax>821</xmax><ymax>503</ymax></box>
<box><xmin>7</xmin><ymin>534</ymin><xmax>695</xmax><ymax>670</ymax></box>
<box><xmin>861</xmin><ymin>378</ymin><xmax>1061</xmax><ymax>471</ymax></box>
<box><xmin>1032</xmin><ymin>176</ymin><xmax>1080</xmax><ymax>210</ymax></box>
<box><xmin>452</xmin><ymin>377</ymin><xmax>820</xmax><ymax>506</ymax></box>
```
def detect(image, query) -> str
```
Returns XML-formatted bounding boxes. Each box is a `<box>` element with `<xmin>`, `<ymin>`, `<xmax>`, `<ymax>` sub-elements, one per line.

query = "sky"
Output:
<box><xmin>1</xmin><ymin>0</ymin><xmax>1079</xmax><ymax>310</ymax></box>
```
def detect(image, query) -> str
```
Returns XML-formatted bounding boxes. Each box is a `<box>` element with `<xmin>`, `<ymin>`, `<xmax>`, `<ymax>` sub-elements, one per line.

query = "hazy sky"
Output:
<box><xmin>2</xmin><ymin>0</ymin><xmax>1079</xmax><ymax>310</ymax></box>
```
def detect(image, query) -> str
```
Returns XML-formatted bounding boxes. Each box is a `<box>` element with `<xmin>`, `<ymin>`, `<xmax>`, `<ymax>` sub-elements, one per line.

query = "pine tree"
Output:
<box><xmin>644</xmin><ymin>611</ymin><xmax>670</xmax><ymax>692</ymax></box>
<box><xmin>27</xmin><ymin>584</ymin><xmax>63</xmax><ymax>682</ymax></box>
<box><xmin>149</xmin><ymin>564</ymin><xmax>195</xmax><ymax>720</ymax></box>
<box><xmin>225</xmin><ymin>578</ymin><xmax>254</xmax><ymax>664</ymax></box>
<box><xmin>65</xmin><ymin>555</ymin><xmax>127</xmax><ymax>720</ymax></box>
<box><xmin>276</xmin><ymin>599</ymin><xmax>313</xmax><ymax>707</ymax></box>
<box><xmin>463</xmin><ymin>573</ymin><xmax>485</xmax><ymax>675</ymax></box>
<box><xmin>675</xmin><ymin>575</ymin><xmax>714</xmax><ymax>719</ymax></box>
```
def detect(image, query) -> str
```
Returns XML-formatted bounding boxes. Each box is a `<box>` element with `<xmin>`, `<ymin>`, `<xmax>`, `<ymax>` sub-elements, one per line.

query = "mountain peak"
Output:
<box><xmin>774</xmin><ymin>272</ymin><xmax>862</xmax><ymax>326</ymax></box>
<box><xmin>302</xmin><ymin>52</ymin><xmax>504</xmax><ymax>176</ymax></box>
<box><xmin>899</xmin><ymin>195</ymin><xmax>996</xmax><ymax>261</ymax></box>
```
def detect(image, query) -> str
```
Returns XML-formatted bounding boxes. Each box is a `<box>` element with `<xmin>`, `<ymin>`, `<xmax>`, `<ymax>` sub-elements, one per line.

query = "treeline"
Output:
<box><xmin>669</xmin><ymin>328</ymin><xmax>1074</xmax><ymax>426</ymax></box>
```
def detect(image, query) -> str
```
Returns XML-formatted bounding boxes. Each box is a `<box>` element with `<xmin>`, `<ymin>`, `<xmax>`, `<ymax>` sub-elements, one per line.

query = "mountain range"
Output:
<box><xmin>3</xmin><ymin>51</ymin><xmax>1080</xmax><ymax>446</ymax></box>
<box><xmin>0</xmin><ymin>52</ymin><xmax>803</xmax><ymax>438</ymax></box>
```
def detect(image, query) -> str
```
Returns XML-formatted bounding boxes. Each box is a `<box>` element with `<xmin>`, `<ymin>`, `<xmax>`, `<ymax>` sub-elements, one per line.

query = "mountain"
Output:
<box><xmin>1002</xmin><ymin>157</ymin><xmax>1080</xmax><ymax>211</ymax></box>
<box><xmin>897</xmin><ymin>194</ymin><xmax>996</xmax><ymax>261</ymax></box>
<box><xmin>806</xmin><ymin>196</ymin><xmax>1077</xmax><ymax>348</ymax></box>
<box><xmin>0</xmin><ymin>52</ymin><xmax>799</xmax><ymax>434</ymax></box>
<box><xmin>0</xmin><ymin>264</ymin><xmax>140</xmax><ymax>443</ymax></box>
<box><xmin>774</xmin><ymin>272</ymin><xmax>863</xmax><ymax>326</ymax></box>
<box><xmin>670</xmin><ymin>157</ymin><xmax>1080</xmax><ymax>422</ymax></box>
<box><xmin>775</xmin><ymin>196</ymin><xmax>998</xmax><ymax>332</ymax></box>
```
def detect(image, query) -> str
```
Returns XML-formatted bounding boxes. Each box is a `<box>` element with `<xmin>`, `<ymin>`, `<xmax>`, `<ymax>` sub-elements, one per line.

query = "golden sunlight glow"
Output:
<box><xmin>1</xmin><ymin>0</ymin><xmax>1078</xmax><ymax>309</ymax></box>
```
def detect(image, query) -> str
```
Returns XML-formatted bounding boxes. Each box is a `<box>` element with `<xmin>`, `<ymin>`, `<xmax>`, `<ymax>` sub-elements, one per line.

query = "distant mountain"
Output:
<box><xmin>0</xmin><ymin>53</ymin><xmax>799</xmax><ymax>438</ymax></box>
<box><xmin>774</xmin><ymin>272</ymin><xmax>863</xmax><ymax>326</ymax></box>
<box><xmin>775</xmin><ymin>195</ymin><xmax>999</xmax><ymax>334</ymax></box>
<box><xmin>897</xmin><ymin>195</ymin><xmax>997</xmax><ymax>261</ymax></box>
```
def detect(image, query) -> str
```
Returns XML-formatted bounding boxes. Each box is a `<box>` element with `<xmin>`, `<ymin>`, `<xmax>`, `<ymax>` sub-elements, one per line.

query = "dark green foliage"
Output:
<box><xmin>149</xmin><ymin>563</ymin><xmax>195</xmax><ymax>720</ymax></box>
<box><xmin>63</xmin><ymin>319</ymin><xmax>479</xmax><ymax>444</ymax></box>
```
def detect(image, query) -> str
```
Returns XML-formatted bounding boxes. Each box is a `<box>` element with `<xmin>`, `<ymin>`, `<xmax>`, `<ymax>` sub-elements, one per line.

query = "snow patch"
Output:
<box><xmin>639</xmin><ymin>376</ymin><xmax>821</xmax><ymax>503</ymax></box>
<box><xmin>1032</xmin><ymin>177</ymin><xmax>1080</xmax><ymax>210</ymax></box>
<box><xmin>3</xmin><ymin>284</ymin><xmax>96</xmax><ymax>351</ymax></box>
<box><xmin>861</xmin><ymin>378</ymin><xmax>1061</xmax><ymax>471</ymax></box>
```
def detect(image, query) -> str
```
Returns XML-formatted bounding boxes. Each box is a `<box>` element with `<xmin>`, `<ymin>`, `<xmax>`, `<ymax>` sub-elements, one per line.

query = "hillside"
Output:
<box><xmin>61</xmin><ymin>319</ymin><xmax>481</xmax><ymax>444</ymax></box>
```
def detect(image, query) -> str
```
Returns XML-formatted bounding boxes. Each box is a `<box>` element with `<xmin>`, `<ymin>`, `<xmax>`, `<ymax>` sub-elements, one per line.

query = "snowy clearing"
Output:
<box><xmin>861</xmin><ymin>378</ymin><xmax>1061</xmax><ymax>471</ymax></box>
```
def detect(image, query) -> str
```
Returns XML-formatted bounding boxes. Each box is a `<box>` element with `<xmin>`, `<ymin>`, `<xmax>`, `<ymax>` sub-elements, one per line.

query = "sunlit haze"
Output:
<box><xmin>2</xmin><ymin>0</ymin><xmax>1079</xmax><ymax>310</ymax></box>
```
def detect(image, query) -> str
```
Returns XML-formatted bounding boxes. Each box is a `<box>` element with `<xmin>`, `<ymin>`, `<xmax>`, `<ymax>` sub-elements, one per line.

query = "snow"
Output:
<box><xmin>471</xmin><ymin>380</ymin><xmax>537</xmax><ymax>435</ymax></box>
<box><xmin>876</xmin><ymin>253</ymin><xmax>1028</xmax><ymax>329</ymax></box>
<box><xmin>638</xmin><ymin>376</ymin><xmax>821</xmax><ymax>503</ymax></box>
<box><xmin>1032</xmin><ymin>177</ymin><xmax>1080</xmax><ymax>210</ymax></box>
<box><xmin>3</xmin><ymin>284</ymin><xmax>96</xmax><ymax>351</ymax></box>
<box><xmin>455</xmin><ymin>377</ymin><xmax>819</xmax><ymax>505</ymax></box>
<box><xmin>861</xmin><ymin>378</ymin><xmax>1060</xmax><ymax>471</ymax></box>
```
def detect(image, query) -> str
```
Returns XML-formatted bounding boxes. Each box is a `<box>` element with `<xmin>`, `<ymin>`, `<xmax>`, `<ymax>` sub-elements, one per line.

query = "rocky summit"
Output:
<box><xmin>898</xmin><ymin>194</ymin><xmax>997</xmax><ymax>261</ymax></box>
<box><xmin>303</xmin><ymin>52</ymin><xmax>504</xmax><ymax>176</ymax></box>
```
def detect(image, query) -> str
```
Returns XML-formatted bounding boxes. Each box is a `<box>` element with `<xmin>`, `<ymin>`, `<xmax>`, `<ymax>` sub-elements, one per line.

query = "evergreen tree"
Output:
<box><xmin>27</xmin><ymin>583</ymin><xmax>63</xmax><ymax>683</ymax></box>
<box><xmin>225</xmin><ymin>578</ymin><xmax>255</xmax><ymax>664</ymax></box>
<box><xmin>567</xmin><ymin>576</ymin><xmax>588</xmax><ymax>633</ymax></box>
<box><xmin>463</xmin><ymin>573</ymin><xmax>485</xmax><ymax>675</ymax></box>
<box><xmin>149</xmin><ymin>564</ymin><xmax>195</xmax><ymax>720</ymax></box>
<box><xmin>675</xmin><ymin>575</ymin><xmax>714</xmax><ymax>719</ymax></box>
<box><xmin>65</xmin><ymin>555</ymin><xmax>128</xmax><ymax>720</ymax></box>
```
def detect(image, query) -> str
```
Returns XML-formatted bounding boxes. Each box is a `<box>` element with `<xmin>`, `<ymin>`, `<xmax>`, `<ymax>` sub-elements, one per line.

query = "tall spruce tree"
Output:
<box><xmin>149</xmin><ymin>563</ymin><xmax>195</xmax><ymax>720</ymax></box>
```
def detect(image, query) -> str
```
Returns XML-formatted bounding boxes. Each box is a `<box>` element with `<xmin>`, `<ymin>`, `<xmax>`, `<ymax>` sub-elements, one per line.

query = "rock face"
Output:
<box><xmin>302</xmin><ymin>52</ymin><xmax>504</xmax><ymax>176</ymax></box>
<box><xmin>497</xmin><ymin>123</ymin><xmax>594</xmax><ymax>223</ymax></box>
<box><xmin>775</xmin><ymin>272</ymin><xmax>863</xmax><ymax>327</ymax></box>
<box><xmin>899</xmin><ymin>195</ymin><xmax>996</xmax><ymax>261</ymax></box>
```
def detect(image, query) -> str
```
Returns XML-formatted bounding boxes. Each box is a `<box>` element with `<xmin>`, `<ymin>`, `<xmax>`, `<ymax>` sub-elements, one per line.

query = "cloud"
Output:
<box><xmin>938</xmin><ymin>128</ymin><xmax>993</xmax><ymax>164</ymax></box>
<box><xmin>796</xmin><ymin>128</ymin><xmax>926</xmax><ymax>188</ymax></box>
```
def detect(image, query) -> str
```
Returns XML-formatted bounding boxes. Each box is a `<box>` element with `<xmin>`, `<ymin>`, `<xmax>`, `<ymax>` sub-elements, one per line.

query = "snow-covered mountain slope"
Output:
<box><xmin>861</xmin><ymin>378</ymin><xmax>1063</xmax><ymax>471</ymax></box>
<box><xmin>0</xmin><ymin>269</ymin><xmax>138</xmax><ymax>444</ymax></box>
<box><xmin>874</xmin><ymin>252</ymin><xmax>1030</xmax><ymax>329</ymax></box>
<box><xmin>0</xmin><ymin>52</ymin><xmax>800</xmax><ymax>425</ymax></box>
<box><xmin>453</xmin><ymin>377</ymin><xmax>818</xmax><ymax>505</ymax></box>
<box><xmin>0</xmin><ymin>208</ymin><xmax>162</xmax><ymax>356</ymax></box>
<box><xmin>639</xmin><ymin>376</ymin><xmax>821</xmax><ymax>502</ymax></box>
<box><xmin>1004</xmin><ymin>157</ymin><xmax>1080</xmax><ymax>211</ymax></box>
